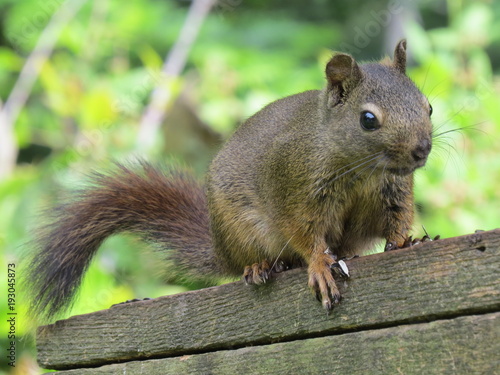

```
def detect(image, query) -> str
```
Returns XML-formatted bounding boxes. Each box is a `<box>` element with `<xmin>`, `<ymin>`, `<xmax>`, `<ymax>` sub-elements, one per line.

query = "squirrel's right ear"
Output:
<box><xmin>393</xmin><ymin>39</ymin><xmax>407</xmax><ymax>74</ymax></box>
<box><xmin>325</xmin><ymin>53</ymin><xmax>363</xmax><ymax>107</ymax></box>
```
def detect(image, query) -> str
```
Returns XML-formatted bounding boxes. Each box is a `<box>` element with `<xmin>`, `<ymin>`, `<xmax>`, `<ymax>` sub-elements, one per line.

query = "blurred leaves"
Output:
<box><xmin>0</xmin><ymin>1</ymin><xmax>499</xmax><ymax>373</ymax></box>
<box><xmin>406</xmin><ymin>7</ymin><xmax>500</xmax><ymax>237</ymax></box>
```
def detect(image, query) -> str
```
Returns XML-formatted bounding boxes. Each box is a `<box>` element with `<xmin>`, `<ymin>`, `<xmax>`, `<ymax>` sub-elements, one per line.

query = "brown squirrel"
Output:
<box><xmin>28</xmin><ymin>39</ymin><xmax>433</xmax><ymax>319</ymax></box>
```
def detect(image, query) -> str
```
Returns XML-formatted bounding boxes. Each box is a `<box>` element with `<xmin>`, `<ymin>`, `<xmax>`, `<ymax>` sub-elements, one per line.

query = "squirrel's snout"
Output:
<box><xmin>411</xmin><ymin>138</ymin><xmax>431</xmax><ymax>164</ymax></box>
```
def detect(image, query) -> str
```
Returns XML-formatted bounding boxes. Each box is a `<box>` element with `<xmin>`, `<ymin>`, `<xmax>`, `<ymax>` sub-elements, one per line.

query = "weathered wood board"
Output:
<box><xmin>36</xmin><ymin>229</ymin><xmax>500</xmax><ymax>371</ymax></box>
<box><xmin>54</xmin><ymin>312</ymin><xmax>500</xmax><ymax>375</ymax></box>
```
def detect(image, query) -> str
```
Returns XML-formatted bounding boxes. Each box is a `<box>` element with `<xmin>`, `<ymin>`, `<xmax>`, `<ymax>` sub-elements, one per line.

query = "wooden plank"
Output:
<box><xmin>37</xmin><ymin>229</ymin><xmax>500</xmax><ymax>370</ymax></box>
<box><xmin>56</xmin><ymin>312</ymin><xmax>500</xmax><ymax>375</ymax></box>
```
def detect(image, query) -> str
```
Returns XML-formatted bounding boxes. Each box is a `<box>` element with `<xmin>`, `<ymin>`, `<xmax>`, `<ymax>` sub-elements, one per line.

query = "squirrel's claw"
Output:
<box><xmin>385</xmin><ymin>233</ymin><xmax>440</xmax><ymax>251</ymax></box>
<box><xmin>384</xmin><ymin>240</ymin><xmax>400</xmax><ymax>251</ymax></box>
<box><xmin>243</xmin><ymin>260</ymin><xmax>271</xmax><ymax>285</ymax></box>
<box><xmin>308</xmin><ymin>252</ymin><xmax>341</xmax><ymax>311</ymax></box>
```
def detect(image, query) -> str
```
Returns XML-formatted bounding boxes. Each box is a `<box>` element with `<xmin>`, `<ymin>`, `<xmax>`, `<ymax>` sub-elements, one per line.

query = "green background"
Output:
<box><xmin>0</xmin><ymin>0</ymin><xmax>499</xmax><ymax>372</ymax></box>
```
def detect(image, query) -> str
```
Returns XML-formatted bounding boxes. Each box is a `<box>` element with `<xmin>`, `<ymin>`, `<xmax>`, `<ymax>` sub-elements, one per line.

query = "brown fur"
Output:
<box><xmin>27</xmin><ymin>162</ymin><xmax>222</xmax><ymax>318</ymax></box>
<box><xmin>207</xmin><ymin>40</ymin><xmax>432</xmax><ymax>308</ymax></box>
<box><xmin>27</xmin><ymin>40</ymin><xmax>433</xmax><ymax>318</ymax></box>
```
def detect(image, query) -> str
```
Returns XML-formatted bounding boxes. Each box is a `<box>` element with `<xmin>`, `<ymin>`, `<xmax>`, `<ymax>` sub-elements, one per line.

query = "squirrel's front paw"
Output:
<box><xmin>308</xmin><ymin>253</ymin><xmax>341</xmax><ymax>311</ymax></box>
<box><xmin>243</xmin><ymin>260</ymin><xmax>271</xmax><ymax>285</ymax></box>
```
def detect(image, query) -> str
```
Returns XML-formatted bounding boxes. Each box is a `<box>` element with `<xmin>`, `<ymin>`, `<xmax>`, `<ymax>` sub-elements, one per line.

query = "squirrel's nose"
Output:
<box><xmin>412</xmin><ymin>138</ymin><xmax>431</xmax><ymax>163</ymax></box>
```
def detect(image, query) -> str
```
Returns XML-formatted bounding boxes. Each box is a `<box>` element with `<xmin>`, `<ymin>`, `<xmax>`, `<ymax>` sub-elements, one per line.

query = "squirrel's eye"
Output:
<box><xmin>360</xmin><ymin>111</ymin><xmax>380</xmax><ymax>131</ymax></box>
<box><xmin>429</xmin><ymin>104</ymin><xmax>433</xmax><ymax>117</ymax></box>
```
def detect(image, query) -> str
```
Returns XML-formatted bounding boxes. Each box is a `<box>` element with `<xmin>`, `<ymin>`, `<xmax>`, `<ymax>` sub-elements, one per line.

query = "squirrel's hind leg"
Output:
<box><xmin>242</xmin><ymin>258</ymin><xmax>300</xmax><ymax>285</ymax></box>
<box><xmin>243</xmin><ymin>260</ymin><xmax>271</xmax><ymax>284</ymax></box>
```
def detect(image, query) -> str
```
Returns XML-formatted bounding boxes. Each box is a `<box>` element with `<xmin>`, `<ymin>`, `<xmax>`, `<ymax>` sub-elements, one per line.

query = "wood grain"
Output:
<box><xmin>36</xmin><ymin>229</ymin><xmax>500</xmax><ymax>370</ymax></box>
<box><xmin>56</xmin><ymin>312</ymin><xmax>500</xmax><ymax>375</ymax></box>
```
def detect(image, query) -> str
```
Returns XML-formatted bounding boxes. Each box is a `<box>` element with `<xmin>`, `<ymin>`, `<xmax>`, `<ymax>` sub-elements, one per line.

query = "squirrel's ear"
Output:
<box><xmin>325</xmin><ymin>53</ymin><xmax>362</xmax><ymax>106</ymax></box>
<box><xmin>393</xmin><ymin>39</ymin><xmax>407</xmax><ymax>74</ymax></box>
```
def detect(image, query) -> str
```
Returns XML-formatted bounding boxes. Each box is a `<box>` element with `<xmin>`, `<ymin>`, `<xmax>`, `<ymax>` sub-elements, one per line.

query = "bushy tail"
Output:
<box><xmin>27</xmin><ymin>162</ymin><xmax>221</xmax><ymax>320</ymax></box>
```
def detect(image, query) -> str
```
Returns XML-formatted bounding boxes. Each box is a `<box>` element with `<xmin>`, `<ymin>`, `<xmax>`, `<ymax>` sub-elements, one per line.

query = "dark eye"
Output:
<box><xmin>360</xmin><ymin>111</ymin><xmax>380</xmax><ymax>131</ymax></box>
<box><xmin>429</xmin><ymin>104</ymin><xmax>433</xmax><ymax>117</ymax></box>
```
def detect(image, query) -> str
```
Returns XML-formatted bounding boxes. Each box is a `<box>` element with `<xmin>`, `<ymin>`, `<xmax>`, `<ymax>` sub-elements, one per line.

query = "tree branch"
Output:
<box><xmin>0</xmin><ymin>0</ymin><xmax>88</xmax><ymax>179</ymax></box>
<box><xmin>137</xmin><ymin>0</ymin><xmax>216</xmax><ymax>150</ymax></box>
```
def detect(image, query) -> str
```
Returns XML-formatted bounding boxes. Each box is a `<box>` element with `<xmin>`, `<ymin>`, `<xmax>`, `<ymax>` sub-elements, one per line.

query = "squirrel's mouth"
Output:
<box><xmin>387</xmin><ymin>156</ymin><xmax>428</xmax><ymax>176</ymax></box>
<box><xmin>387</xmin><ymin>166</ymin><xmax>417</xmax><ymax>176</ymax></box>
<box><xmin>384</xmin><ymin>142</ymin><xmax>430</xmax><ymax>176</ymax></box>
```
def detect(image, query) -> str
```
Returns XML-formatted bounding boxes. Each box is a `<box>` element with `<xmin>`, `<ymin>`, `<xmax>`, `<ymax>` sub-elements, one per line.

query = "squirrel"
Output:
<box><xmin>27</xmin><ymin>39</ymin><xmax>433</xmax><ymax>320</ymax></box>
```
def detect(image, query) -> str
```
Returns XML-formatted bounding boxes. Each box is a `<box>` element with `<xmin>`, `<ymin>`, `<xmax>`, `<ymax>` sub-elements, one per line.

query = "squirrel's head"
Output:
<box><xmin>324</xmin><ymin>39</ymin><xmax>433</xmax><ymax>176</ymax></box>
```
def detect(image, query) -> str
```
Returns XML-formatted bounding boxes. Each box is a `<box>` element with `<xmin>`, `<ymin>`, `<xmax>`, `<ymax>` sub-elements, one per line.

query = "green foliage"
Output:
<box><xmin>0</xmin><ymin>1</ymin><xmax>499</xmax><ymax>372</ymax></box>
<box><xmin>405</xmin><ymin>2</ymin><xmax>500</xmax><ymax>237</ymax></box>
